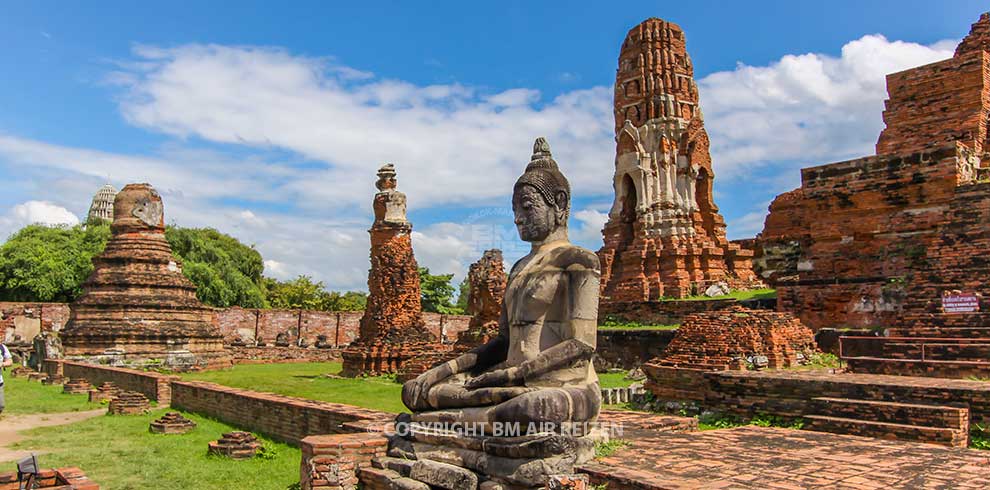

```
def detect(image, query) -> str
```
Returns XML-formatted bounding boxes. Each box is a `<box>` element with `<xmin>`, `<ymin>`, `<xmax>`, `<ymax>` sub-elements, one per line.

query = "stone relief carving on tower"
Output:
<box><xmin>598</xmin><ymin>18</ymin><xmax>761</xmax><ymax>303</ymax></box>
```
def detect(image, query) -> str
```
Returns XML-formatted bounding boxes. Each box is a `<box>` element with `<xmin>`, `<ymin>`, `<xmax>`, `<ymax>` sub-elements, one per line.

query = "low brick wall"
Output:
<box><xmin>705</xmin><ymin>371</ymin><xmax>990</xmax><ymax>426</ymax></box>
<box><xmin>600</xmin><ymin>298</ymin><xmax>738</xmax><ymax>326</ymax></box>
<box><xmin>228</xmin><ymin>346</ymin><xmax>342</xmax><ymax>364</ymax></box>
<box><xmin>170</xmin><ymin>381</ymin><xmax>393</xmax><ymax>444</ymax></box>
<box><xmin>45</xmin><ymin>360</ymin><xmax>176</xmax><ymax>405</ymax></box>
<box><xmin>595</xmin><ymin>329</ymin><xmax>677</xmax><ymax>370</ymax></box>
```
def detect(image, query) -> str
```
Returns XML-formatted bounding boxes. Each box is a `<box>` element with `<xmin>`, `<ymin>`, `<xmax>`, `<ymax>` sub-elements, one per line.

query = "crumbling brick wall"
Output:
<box><xmin>758</xmin><ymin>14</ymin><xmax>990</xmax><ymax>332</ymax></box>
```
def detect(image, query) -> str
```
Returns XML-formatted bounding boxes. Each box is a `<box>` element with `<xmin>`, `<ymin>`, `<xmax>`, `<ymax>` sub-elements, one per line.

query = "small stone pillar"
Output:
<box><xmin>208</xmin><ymin>432</ymin><xmax>262</xmax><ymax>459</ymax></box>
<box><xmin>108</xmin><ymin>391</ymin><xmax>150</xmax><ymax>415</ymax></box>
<box><xmin>89</xmin><ymin>382</ymin><xmax>121</xmax><ymax>403</ymax></box>
<box><xmin>149</xmin><ymin>412</ymin><xmax>197</xmax><ymax>434</ymax></box>
<box><xmin>63</xmin><ymin>378</ymin><xmax>93</xmax><ymax>394</ymax></box>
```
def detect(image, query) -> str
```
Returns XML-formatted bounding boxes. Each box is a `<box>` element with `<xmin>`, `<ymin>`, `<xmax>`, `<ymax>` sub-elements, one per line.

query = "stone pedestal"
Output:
<box><xmin>150</xmin><ymin>412</ymin><xmax>197</xmax><ymax>434</ymax></box>
<box><xmin>63</xmin><ymin>378</ymin><xmax>93</xmax><ymax>394</ymax></box>
<box><xmin>60</xmin><ymin>183</ymin><xmax>231</xmax><ymax>372</ymax></box>
<box><xmin>360</xmin><ymin>422</ymin><xmax>603</xmax><ymax>489</ymax></box>
<box><xmin>89</xmin><ymin>381</ymin><xmax>120</xmax><ymax>403</ymax></box>
<box><xmin>208</xmin><ymin>431</ymin><xmax>262</xmax><ymax>459</ymax></box>
<box><xmin>108</xmin><ymin>391</ymin><xmax>150</xmax><ymax>415</ymax></box>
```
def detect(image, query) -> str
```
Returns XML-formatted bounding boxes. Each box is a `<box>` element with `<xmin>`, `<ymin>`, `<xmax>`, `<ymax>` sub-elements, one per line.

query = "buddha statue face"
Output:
<box><xmin>513</xmin><ymin>184</ymin><xmax>565</xmax><ymax>242</ymax></box>
<box><xmin>512</xmin><ymin>137</ymin><xmax>571</xmax><ymax>243</ymax></box>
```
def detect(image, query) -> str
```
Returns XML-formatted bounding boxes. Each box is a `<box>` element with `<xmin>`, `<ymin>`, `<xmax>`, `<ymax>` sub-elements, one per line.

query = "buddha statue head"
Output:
<box><xmin>513</xmin><ymin>137</ymin><xmax>570</xmax><ymax>243</ymax></box>
<box><xmin>112</xmin><ymin>183</ymin><xmax>165</xmax><ymax>234</ymax></box>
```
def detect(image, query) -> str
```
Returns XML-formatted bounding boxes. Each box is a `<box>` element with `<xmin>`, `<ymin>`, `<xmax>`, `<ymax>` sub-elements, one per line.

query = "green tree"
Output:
<box><xmin>165</xmin><ymin>226</ymin><xmax>267</xmax><ymax>308</ymax></box>
<box><xmin>455</xmin><ymin>278</ymin><xmax>470</xmax><ymax>312</ymax></box>
<box><xmin>0</xmin><ymin>221</ymin><xmax>268</xmax><ymax>308</ymax></box>
<box><xmin>265</xmin><ymin>275</ymin><xmax>368</xmax><ymax>312</ymax></box>
<box><xmin>419</xmin><ymin>267</ymin><xmax>463</xmax><ymax>314</ymax></box>
<box><xmin>327</xmin><ymin>290</ymin><xmax>368</xmax><ymax>311</ymax></box>
<box><xmin>0</xmin><ymin>221</ymin><xmax>111</xmax><ymax>302</ymax></box>
<box><xmin>265</xmin><ymin>275</ymin><xmax>332</xmax><ymax>310</ymax></box>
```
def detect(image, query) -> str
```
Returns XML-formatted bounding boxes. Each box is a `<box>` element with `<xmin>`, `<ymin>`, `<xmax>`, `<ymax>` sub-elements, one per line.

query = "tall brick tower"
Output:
<box><xmin>341</xmin><ymin>164</ymin><xmax>440</xmax><ymax>377</ymax></box>
<box><xmin>598</xmin><ymin>18</ymin><xmax>760</xmax><ymax>304</ymax></box>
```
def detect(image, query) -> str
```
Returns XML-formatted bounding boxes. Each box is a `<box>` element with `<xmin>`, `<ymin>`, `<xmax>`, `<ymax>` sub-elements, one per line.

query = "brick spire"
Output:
<box><xmin>954</xmin><ymin>12</ymin><xmax>990</xmax><ymax>57</ymax></box>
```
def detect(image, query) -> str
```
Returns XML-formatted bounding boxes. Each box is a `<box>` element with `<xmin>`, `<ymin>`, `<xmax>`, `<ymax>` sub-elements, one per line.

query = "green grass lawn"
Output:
<box><xmin>3</xmin><ymin>408</ymin><xmax>300</xmax><ymax>490</ymax></box>
<box><xmin>598</xmin><ymin>323</ymin><xmax>679</xmax><ymax>331</ymax></box>
<box><xmin>598</xmin><ymin>371</ymin><xmax>635</xmax><ymax>389</ymax></box>
<box><xmin>2</xmin><ymin>375</ymin><xmax>103</xmax><ymax>415</ymax></box>
<box><xmin>180</xmin><ymin>362</ymin><xmax>407</xmax><ymax>413</ymax></box>
<box><xmin>182</xmin><ymin>362</ymin><xmax>631</xmax><ymax>412</ymax></box>
<box><xmin>663</xmin><ymin>288</ymin><xmax>777</xmax><ymax>302</ymax></box>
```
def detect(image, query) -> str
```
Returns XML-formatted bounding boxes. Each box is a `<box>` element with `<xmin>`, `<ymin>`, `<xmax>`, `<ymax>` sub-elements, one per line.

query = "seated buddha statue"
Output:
<box><xmin>402</xmin><ymin>137</ymin><xmax>601</xmax><ymax>432</ymax></box>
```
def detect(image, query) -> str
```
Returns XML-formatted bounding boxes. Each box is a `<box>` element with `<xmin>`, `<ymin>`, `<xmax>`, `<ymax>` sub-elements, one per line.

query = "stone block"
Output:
<box><xmin>409</xmin><ymin>460</ymin><xmax>478</xmax><ymax>490</ymax></box>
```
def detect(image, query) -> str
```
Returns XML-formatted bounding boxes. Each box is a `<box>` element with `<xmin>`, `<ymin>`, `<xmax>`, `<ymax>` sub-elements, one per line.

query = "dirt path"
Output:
<box><xmin>0</xmin><ymin>409</ymin><xmax>105</xmax><ymax>462</ymax></box>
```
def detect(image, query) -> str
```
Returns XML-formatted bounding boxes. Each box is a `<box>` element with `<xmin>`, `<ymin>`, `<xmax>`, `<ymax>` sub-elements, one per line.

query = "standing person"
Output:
<box><xmin>0</xmin><ymin>342</ymin><xmax>11</xmax><ymax>417</ymax></box>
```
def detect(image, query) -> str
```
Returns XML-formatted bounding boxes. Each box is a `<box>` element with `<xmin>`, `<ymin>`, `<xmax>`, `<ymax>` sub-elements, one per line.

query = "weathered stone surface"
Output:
<box><xmin>61</xmin><ymin>183</ymin><xmax>231</xmax><ymax>371</ymax></box>
<box><xmin>342</xmin><ymin>166</ymin><xmax>439</xmax><ymax>377</ymax></box>
<box><xmin>598</xmin><ymin>18</ymin><xmax>762</xmax><ymax>304</ymax></box>
<box><xmin>409</xmin><ymin>460</ymin><xmax>479</xmax><ymax>490</ymax></box>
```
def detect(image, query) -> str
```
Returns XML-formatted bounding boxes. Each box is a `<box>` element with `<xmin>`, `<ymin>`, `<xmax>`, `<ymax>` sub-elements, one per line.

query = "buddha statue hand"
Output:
<box><xmin>464</xmin><ymin>366</ymin><xmax>521</xmax><ymax>389</ymax></box>
<box><xmin>402</xmin><ymin>360</ymin><xmax>456</xmax><ymax>411</ymax></box>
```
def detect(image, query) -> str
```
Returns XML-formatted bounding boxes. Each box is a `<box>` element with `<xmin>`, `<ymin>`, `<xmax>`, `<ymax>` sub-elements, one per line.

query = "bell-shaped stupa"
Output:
<box><xmin>61</xmin><ymin>183</ymin><xmax>231</xmax><ymax>371</ymax></box>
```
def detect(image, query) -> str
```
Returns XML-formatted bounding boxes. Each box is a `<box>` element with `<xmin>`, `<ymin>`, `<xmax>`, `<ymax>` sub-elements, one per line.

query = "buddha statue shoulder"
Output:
<box><xmin>402</xmin><ymin>137</ymin><xmax>601</xmax><ymax>431</ymax></box>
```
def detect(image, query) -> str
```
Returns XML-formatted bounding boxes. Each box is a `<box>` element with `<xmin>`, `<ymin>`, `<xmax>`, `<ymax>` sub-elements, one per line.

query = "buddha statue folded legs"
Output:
<box><xmin>401</xmin><ymin>137</ymin><xmax>602</xmax><ymax>437</ymax></box>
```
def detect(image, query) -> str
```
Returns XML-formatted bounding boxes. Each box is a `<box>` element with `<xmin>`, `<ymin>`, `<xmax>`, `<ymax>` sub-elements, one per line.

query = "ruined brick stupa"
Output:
<box><xmin>598</xmin><ymin>18</ymin><xmax>761</xmax><ymax>305</ymax></box>
<box><xmin>759</xmin><ymin>13</ymin><xmax>990</xmax><ymax>332</ymax></box>
<box><xmin>61</xmin><ymin>183</ymin><xmax>231</xmax><ymax>371</ymax></box>
<box><xmin>396</xmin><ymin>249</ymin><xmax>507</xmax><ymax>381</ymax></box>
<box><xmin>341</xmin><ymin>165</ymin><xmax>440</xmax><ymax>376</ymax></box>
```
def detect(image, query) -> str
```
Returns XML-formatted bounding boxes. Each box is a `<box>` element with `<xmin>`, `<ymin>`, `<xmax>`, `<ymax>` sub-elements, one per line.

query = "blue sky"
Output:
<box><xmin>0</xmin><ymin>1</ymin><xmax>986</xmax><ymax>291</ymax></box>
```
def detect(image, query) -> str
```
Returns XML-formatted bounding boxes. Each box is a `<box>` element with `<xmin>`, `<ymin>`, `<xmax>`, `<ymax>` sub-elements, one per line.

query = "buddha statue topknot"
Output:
<box><xmin>389</xmin><ymin>137</ymin><xmax>603</xmax><ymax>488</ymax></box>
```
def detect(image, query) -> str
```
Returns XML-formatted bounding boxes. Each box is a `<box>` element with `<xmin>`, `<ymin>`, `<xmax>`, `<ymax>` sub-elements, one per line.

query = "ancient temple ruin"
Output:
<box><xmin>396</xmin><ymin>249</ymin><xmax>507</xmax><ymax>381</ymax></box>
<box><xmin>341</xmin><ymin>165</ymin><xmax>440</xmax><ymax>377</ymax></box>
<box><xmin>450</xmin><ymin>249</ymin><xmax>506</xmax><ymax>349</ymax></box>
<box><xmin>87</xmin><ymin>183</ymin><xmax>117</xmax><ymax>223</ymax></box>
<box><xmin>758</xmin><ymin>13</ymin><xmax>990</xmax><ymax>377</ymax></box>
<box><xmin>598</xmin><ymin>18</ymin><xmax>760</xmax><ymax>304</ymax></box>
<box><xmin>60</xmin><ymin>183</ymin><xmax>231</xmax><ymax>371</ymax></box>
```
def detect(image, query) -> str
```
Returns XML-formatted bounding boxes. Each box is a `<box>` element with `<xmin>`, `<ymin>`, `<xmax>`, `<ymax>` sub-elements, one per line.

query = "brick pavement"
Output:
<box><xmin>580</xmin><ymin>425</ymin><xmax>990</xmax><ymax>489</ymax></box>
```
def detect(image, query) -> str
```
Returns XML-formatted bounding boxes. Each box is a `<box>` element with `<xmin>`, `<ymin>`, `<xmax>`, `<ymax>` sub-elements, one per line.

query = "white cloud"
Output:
<box><xmin>0</xmin><ymin>201</ymin><xmax>80</xmax><ymax>241</ymax></box>
<box><xmin>0</xmin><ymin>34</ymin><xmax>965</xmax><ymax>291</ymax></box>
<box><xmin>699</xmin><ymin>35</ymin><xmax>957</xmax><ymax>179</ymax></box>
<box><xmin>571</xmin><ymin>208</ymin><xmax>608</xmax><ymax>243</ymax></box>
<box><xmin>727</xmin><ymin>210</ymin><xmax>769</xmax><ymax>240</ymax></box>
<box><xmin>263</xmin><ymin>259</ymin><xmax>289</xmax><ymax>279</ymax></box>
<box><xmin>111</xmin><ymin>44</ymin><xmax>615</xmax><ymax>210</ymax></box>
<box><xmin>12</xmin><ymin>201</ymin><xmax>79</xmax><ymax>226</ymax></box>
